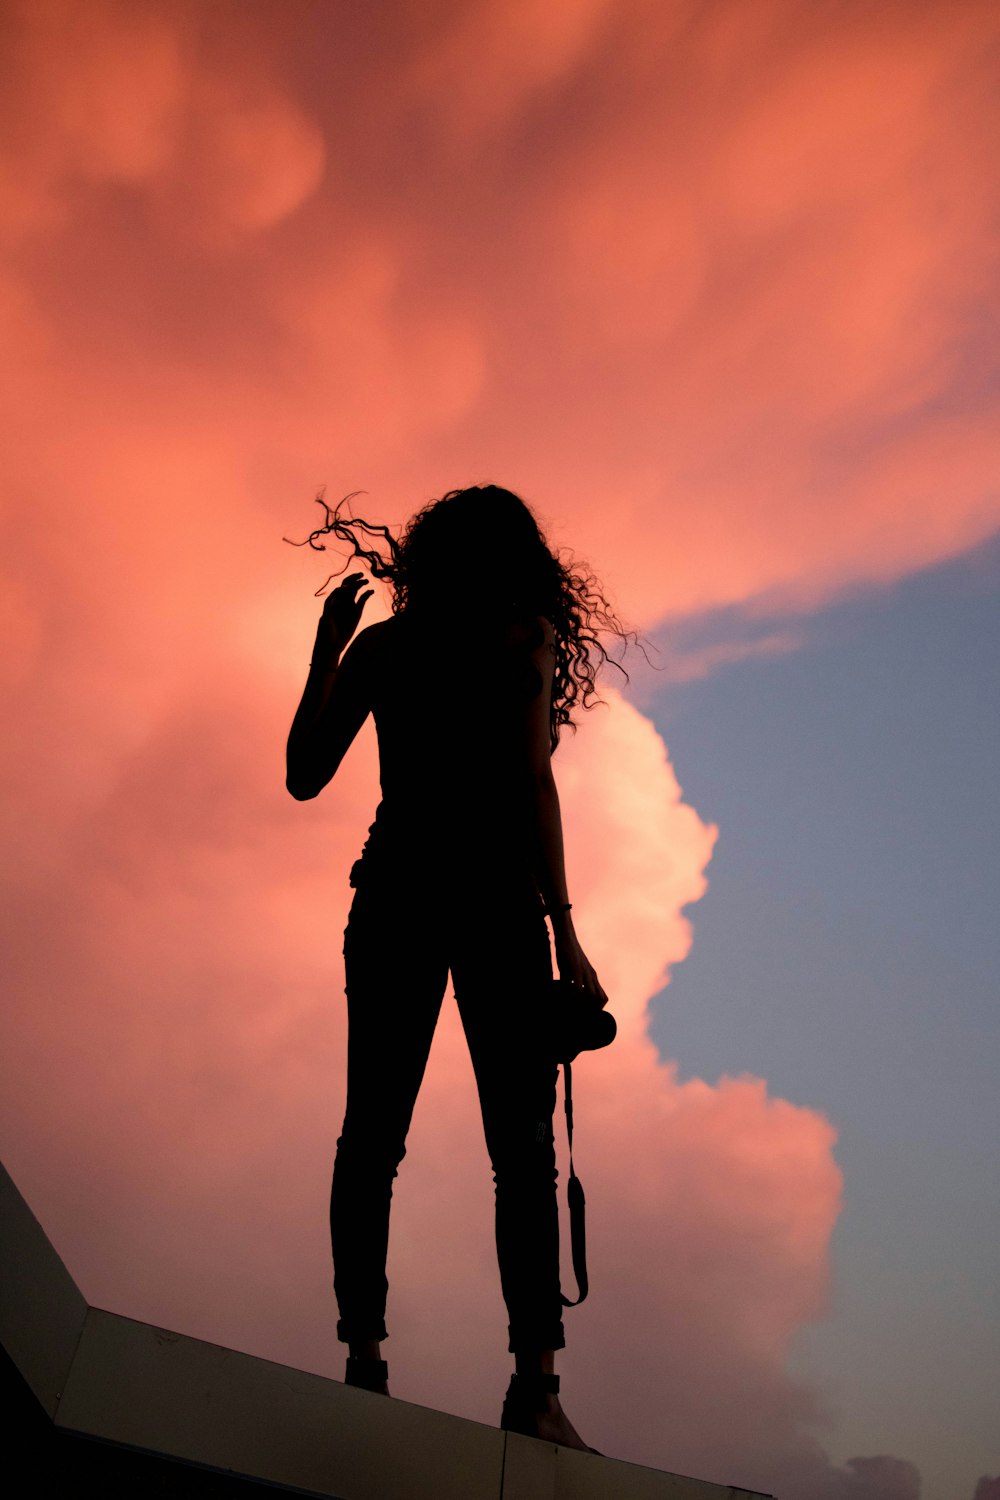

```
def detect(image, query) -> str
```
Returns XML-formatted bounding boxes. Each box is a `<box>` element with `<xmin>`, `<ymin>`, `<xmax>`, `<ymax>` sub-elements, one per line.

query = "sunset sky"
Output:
<box><xmin>1</xmin><ymin>3</ymin><xmax>998</xmax><ymax>1498</ymax></box>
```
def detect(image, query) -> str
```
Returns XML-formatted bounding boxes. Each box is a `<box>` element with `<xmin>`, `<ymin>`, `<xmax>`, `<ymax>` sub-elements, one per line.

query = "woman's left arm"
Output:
<box><xmin>519</xmin><ymin>616</ymin><xmax>609</xmax><ymax>1007</ymax></box>
<box><xmin>286</xmin><ymin>573</ymin><xmax>375</xmax><ymax>800</ymax></box>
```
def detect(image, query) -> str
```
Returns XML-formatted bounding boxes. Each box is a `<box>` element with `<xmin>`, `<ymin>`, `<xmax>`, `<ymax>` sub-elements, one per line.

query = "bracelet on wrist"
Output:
<box><xmin>543</xmin><ymin>902</ymin><xmax>573</xmax><ymax>917</ymax></box>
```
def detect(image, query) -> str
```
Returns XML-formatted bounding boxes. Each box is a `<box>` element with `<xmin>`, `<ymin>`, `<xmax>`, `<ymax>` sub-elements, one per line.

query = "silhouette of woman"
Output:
<box><xmin>285</xmin><ymin>485</ymin><xmax>632</xmax><ymax>1452</ymax></box>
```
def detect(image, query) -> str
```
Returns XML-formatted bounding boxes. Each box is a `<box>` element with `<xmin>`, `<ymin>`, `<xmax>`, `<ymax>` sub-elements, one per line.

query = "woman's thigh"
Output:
<box><xmin>448</xmin><ymin>888</ymin><xmax>558</xmax><ymax>1158</ymax></box>
<box><xmin>341</xmin><ymin>880</ymin><xmax>450</xmax><ymax>1137</ymax></box>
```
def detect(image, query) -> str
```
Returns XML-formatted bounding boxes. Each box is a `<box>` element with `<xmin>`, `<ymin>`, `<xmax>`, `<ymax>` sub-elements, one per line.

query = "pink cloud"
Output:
<box><xmin>0</xmin><ymin>653</ymin><xmax>937</xmax><ymax>1495</ymax></box>
<box><xmin>406</xmin><ymin>0</ymin><xmax>618</xmax><ymax>136</ymax></box>
<box><xmin>0</xmin><ymin>662</ymin><xmax>840</xmax><ymax>1484</ymax></box>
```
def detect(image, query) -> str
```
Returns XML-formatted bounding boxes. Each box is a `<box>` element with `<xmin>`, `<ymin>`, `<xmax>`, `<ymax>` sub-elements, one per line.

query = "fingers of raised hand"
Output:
<box><xmin>345</xmin><ymin>577</ymin><xmax>373</xmax><ymax>608</ymax></box>
<box><xmin>324</xmin><ymin>575</ymin><xmax>371</xmax><ymax>614</ymax></box>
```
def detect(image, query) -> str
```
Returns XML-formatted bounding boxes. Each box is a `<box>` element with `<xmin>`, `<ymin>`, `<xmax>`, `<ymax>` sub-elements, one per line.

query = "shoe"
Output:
<box><xmin>500</xmin><ymin>1371</ymin><xmax>602</xmax><ymax>1455</ymax></box>
<box><xmin>344</xmin><ymin>1355</ymin><xmax>390</xmax><ymax>1396</ymax></box>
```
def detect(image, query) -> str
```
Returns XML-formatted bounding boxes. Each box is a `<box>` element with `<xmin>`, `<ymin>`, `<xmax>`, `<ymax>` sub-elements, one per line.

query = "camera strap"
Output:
<box><xmin>559</xmin><ymin>1059</ymin><xmax>589</xmax><ymax>1306</ymax></box>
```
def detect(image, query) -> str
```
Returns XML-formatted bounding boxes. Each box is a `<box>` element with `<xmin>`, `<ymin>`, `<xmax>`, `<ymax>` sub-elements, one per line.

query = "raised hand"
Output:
<box><xmin>318</xmin><ymin>573</ymin><xmax>374</xmax><ymax>655</ymax></box>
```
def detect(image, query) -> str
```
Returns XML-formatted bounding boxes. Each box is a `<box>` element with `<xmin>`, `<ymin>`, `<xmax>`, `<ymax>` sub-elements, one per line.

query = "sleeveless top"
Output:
<box><xmin>348</xmin><ymin>608</ymin><xmax>546</xmax><ymax>894</ymax></box>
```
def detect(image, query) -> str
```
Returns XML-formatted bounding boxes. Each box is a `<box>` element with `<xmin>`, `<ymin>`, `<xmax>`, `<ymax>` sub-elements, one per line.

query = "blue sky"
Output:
<box><xmin>642</xmin><ymin>535</ymin><xmax>1000</xmax><ymax>1497</ymax></box>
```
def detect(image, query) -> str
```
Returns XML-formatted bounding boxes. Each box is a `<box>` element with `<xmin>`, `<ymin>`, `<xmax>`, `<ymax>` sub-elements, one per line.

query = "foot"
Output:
<box><xmin>344</xmin><ymin>1354</ymin><xmax>390</xmax><ymax>1396</ymax></box>
<box><xmin>529</xmin><ymin>1393</ymin><xmax>598</xmax><ymax>1453</ymax></box>
<box><xmin>501</xmin><ymin>1373</ymin><xmax>602</xmax><ymax>1454</ymax></box>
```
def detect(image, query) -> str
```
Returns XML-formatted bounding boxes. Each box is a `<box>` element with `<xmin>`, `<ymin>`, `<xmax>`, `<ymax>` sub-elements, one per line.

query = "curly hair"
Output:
<box><xmin>285</xmin><ymin>484</ymin><xmax>643</xmax><ymax>751</ymax></box>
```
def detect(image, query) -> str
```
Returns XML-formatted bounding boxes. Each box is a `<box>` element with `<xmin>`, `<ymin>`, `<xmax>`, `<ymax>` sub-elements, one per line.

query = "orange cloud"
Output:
<box><xmin>5</xmin><ymin>0</ymin><xmax>998</xmax><ymax>621</ymax></box>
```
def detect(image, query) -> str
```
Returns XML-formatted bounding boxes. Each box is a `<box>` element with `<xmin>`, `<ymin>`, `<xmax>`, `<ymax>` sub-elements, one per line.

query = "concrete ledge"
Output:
<box><xmin>0</xmin><ymin>1159</ymin><xmax>88</xmax><ymax>1418</ymax></box>
<box><xmin>1</xmin><ymin>1159</ymin><xmax>772</xmax><ymax>1499</ymax></box>
<box><xmin>59</xmin><ymin>1306</ymin><xmax>503</xmax><ymax>1499</ymax></box>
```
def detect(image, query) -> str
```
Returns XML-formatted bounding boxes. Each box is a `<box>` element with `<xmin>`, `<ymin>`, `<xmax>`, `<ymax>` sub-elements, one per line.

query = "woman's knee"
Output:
<box><xmin>487</xmin><ymin>1124</ymin><xmax>558</xmax><ymax>1189</ymax></box>
<box><xmin>335</xmin><ymin>1115</ymin><xmax>410</xmax><ymax>1173</ymax></box>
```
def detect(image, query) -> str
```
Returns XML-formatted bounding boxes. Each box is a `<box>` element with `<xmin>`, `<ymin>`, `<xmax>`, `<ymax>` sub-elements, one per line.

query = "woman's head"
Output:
<box><xmin>286</xmin><ymin>483</ymin><xmax>640</xmax><ymax>749</ymax></box>
<box><xmin>395</xmin><ymin>485</ymin><xmax>548</xmax><ymax>611</ymax></box>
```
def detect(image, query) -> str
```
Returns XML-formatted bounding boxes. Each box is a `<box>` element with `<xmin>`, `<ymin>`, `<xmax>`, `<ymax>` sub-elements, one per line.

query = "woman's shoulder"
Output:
<box><xmin>353</xmin><ymin>615</ymin><xmax>400</xmax><ymax>646</ymax></box>
<box><xmin>382</xmin><ymin>605</ymin><xmax>553</xmax><ymax>660</ymax></box>
<box><xmin>342</xmin><ymin>615</ymin><xmax>399</xmax><ymax>669</ymax></box>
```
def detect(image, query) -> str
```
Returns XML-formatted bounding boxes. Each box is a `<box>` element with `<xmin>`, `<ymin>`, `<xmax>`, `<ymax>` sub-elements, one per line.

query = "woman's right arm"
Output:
<box><xmin>522</xmin><ymin>618</ymin><xmax>609</xmax><ymax>1008</ymax></box>
<box><xmin>286</xmin><ymin>573</ymin><xmax>375</xmax><ymax>800</ymax></box>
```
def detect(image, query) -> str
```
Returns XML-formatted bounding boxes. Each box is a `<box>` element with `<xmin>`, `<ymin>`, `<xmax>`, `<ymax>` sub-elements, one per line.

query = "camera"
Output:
<box><xmin>542</xmin><ymin>978</ymin><xmax>617</xmax><ymax>1062</ymax></box>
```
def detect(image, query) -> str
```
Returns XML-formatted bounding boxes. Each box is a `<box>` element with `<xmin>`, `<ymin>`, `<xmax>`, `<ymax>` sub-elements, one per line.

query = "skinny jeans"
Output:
<box><xmin>330</xmin><ymin>859</ymin><xmax>566</xmax><ymax>1354</ymax></box>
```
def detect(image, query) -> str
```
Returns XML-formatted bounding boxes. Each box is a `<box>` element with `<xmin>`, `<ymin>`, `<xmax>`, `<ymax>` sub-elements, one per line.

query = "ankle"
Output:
<box><xmin>508</xmin><ymin>1369</ymin><xmax>560</xmax><ymax>1412</ymax></box>
<box><xmin>348</xmin><ymin>1339</ymin><xmax>382</xmax><ymax>1362</ymax></box>
<box><xmin>344</xmin><ymin>1351</ymin><xmax>389</xmax><ymax>1395</ymax></box>
<box><xmin>514</xmin><ymin>1348</ymin><xmax>556</xmax><ymax>1376</ymax></box>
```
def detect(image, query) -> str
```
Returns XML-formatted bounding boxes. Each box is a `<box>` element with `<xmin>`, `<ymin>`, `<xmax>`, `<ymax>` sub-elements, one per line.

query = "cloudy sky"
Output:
<box><xmin>1</xmin><ymin>3</ymin><xmax>998</xmax><ymax>1497</ymax></box>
